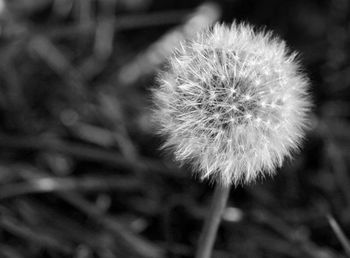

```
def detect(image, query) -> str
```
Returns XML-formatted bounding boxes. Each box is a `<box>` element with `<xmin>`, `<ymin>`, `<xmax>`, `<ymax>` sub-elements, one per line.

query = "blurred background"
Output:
<box><xmin>0</xmin><ymin>0</ymin><xmax>349</xmax><ymax>257</ymax></box>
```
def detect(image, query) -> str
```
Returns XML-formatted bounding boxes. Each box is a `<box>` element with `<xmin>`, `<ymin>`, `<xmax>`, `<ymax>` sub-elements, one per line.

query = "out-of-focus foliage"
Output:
<box><xmin>0</xmin><ymin>0</ymin><xmax>349</xmax><ymax>258</ymax></box>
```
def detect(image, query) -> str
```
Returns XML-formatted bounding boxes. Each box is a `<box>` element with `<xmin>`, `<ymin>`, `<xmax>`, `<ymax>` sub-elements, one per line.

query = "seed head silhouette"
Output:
<box><xmin>152</xmin><ymin>22</ymin><xmax>311</xmax><ymax>186</ymax></box>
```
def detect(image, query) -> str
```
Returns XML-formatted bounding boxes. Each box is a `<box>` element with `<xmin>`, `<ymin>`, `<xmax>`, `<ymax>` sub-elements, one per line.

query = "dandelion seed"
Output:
<box><xmin>254</xmin><ymin>79</ymin><xmax>261</xmax><ymax>86</ymax></box>
<box><xmin>152</xmin><ymin>22</ymin><xmax>311</xmax><ymax>186</ymax></box>
<box><xmin>245</xmin><ymin>113</ymin><xmax>252</xmax><ymax>120</ymax></box>
<box><xmin>230</xmin><ymin>88</ymin><xmax>236</xmax><ymax>95</ymax></box>
<box><xmin>244</xmin><ymin>95</ymin><xmax>252</xmax><ymax>101</ymax></box>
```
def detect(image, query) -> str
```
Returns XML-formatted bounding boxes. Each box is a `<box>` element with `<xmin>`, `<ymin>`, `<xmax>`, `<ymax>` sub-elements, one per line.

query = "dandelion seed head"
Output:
<box><xmin>152</xmin><ymin>22</ymin><xmax>311</xmax><ymax>186</ymax></box>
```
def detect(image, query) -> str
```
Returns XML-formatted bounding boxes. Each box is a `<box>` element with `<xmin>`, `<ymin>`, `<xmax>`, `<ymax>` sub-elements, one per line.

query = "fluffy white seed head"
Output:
<box><xmin>152</xmin><ymin>22</ymin><xmax>311</xmax><ymax>186</ymax></box>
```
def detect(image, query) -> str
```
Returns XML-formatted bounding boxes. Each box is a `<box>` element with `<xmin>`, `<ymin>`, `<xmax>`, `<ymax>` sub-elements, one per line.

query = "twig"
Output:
<box><xmin>195</xmin><ymin>184</ymin><xmax>230</xmax><ymax>258</ymax></box>
<box><xmin>94</xmin><ymin>0</ymin><xmax>116</xmax><ymax>60</ymax></box>
<box><xmin>0</xmin><ymin>244</ymin><xmax>25</xmax><ymax>258</ymax></box>
<box><xmin>45</xmin><ymin>10</ymin><xmax>190</xmax><ymax>40</ymax></box>
<box><xmin>28</xmin><ymin>35</ymin><xmax>87</xmax><ymax>99</ymax></box>
<box><xmin>327</xmin><ymin>214</ymin><xmax>350</xmax><ymax>257</ymax></box>
<box><xmin>59</xmin><ymin>192</ymin><xmax>165</xmax><ymax>258</ymax></box>
<box><xmin>75</xmin><ymin>0</ymin><xmax>93</xmax><ymax>24</ymax></box>
<box><xmin>117</xmin><ymin>2</ymin><xmax>221</xmax><ymax>85</ymax></box>
<box><xmin>0</xmin><ymin>175</ymin><xmax>140</xmax><ymax>199</ymax></box>
<box><xmin>16</xmin><ymin>198</ymin><xmax>134</xmax><ymax>254</ymax></box>
<box><xmin>9</xmin><ymin>167</ymin><xmax>165</xmax><ymax>258</ymax></box>
<box><xmin>0</xmin><ymin>214</ymin><xmax>73</xmax><ymax>254</ymax></box>
<box><xmin>252</xmin><ymin>209</ymin><xmax>338</xmax><ymax>258</ymax></box>
<box><xmin>0</xmin><ymin>133</ymin><xmax>183</xmax><ymax>177</ymax></box>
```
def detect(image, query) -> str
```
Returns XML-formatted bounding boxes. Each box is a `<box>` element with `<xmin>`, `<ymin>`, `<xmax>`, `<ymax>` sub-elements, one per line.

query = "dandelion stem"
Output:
<box><xmin>195</xmin><ymin>184</ymin><xmax>230</xmax><ymax>258</ymax></box>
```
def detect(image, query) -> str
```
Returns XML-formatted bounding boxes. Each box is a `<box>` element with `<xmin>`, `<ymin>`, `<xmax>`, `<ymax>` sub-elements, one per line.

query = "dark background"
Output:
<box><xmin>0</xmin><ymin>0</ymin><xmax>349</xmax><ymax>257</ymax></box>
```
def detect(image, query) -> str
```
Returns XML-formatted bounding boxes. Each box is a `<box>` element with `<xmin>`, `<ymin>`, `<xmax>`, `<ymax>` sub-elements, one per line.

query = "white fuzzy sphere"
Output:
<box><xmin>152</xmin><ymin>22</ymin><xmax>311</xmax><ymax>186</ymax></box>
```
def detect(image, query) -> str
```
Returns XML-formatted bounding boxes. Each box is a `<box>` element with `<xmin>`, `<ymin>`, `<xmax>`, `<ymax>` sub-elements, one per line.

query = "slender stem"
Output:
<box><xmin>195</xmin><ymin>184</ymin><xmax>231</xmax><ymax>258</ymax></box>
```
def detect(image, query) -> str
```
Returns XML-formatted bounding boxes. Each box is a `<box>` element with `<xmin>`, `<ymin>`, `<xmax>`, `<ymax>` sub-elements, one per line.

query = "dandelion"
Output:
<box><xmin>152</xmin><ymin>22</ymin><xmax>311</xmax><ymax>186</ymax></box>
<box><xmin>152</xmin><ymin>22</ymin><xmax>311</xmax><ymax>258</ymax></box>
